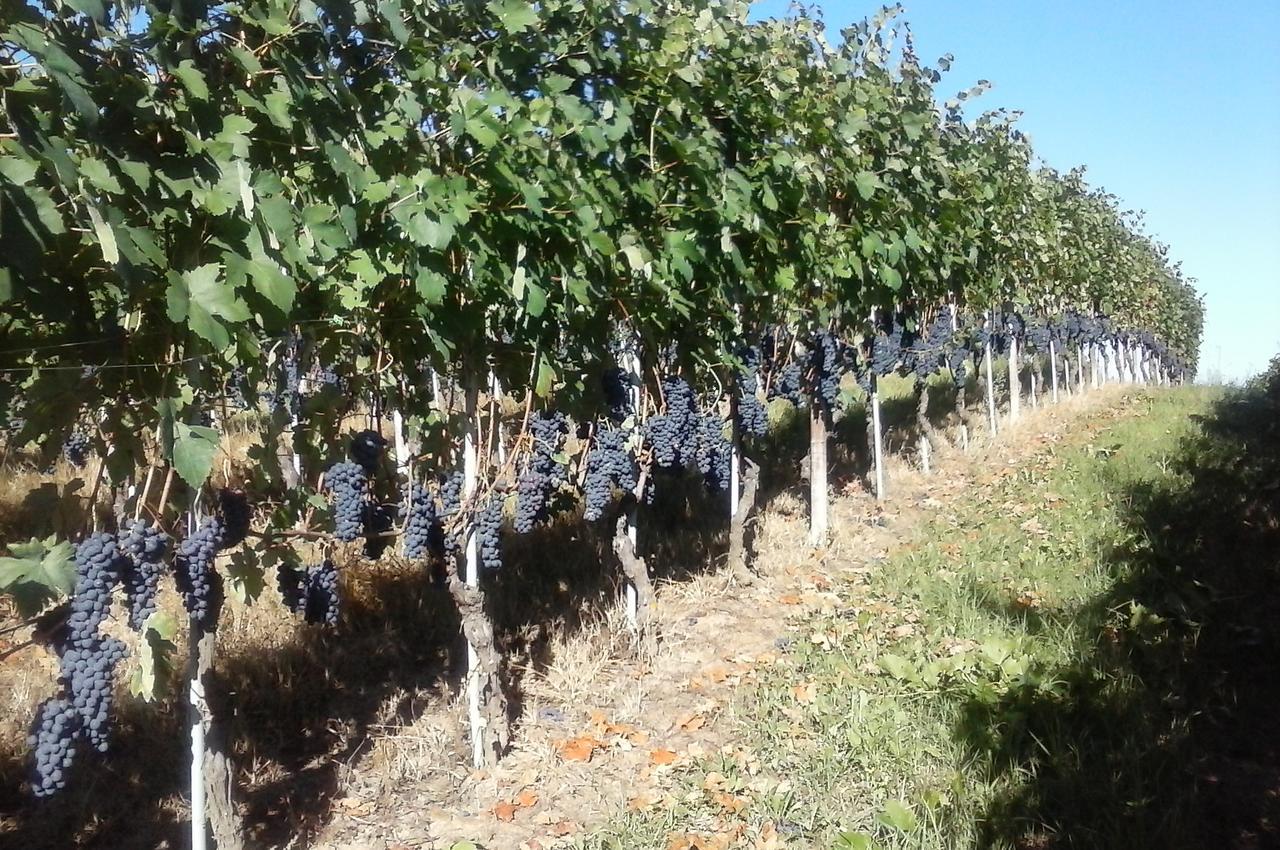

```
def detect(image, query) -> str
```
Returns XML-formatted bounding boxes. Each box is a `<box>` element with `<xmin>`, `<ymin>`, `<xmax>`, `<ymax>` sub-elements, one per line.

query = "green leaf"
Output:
<box><xmin>877</xmin><ymin>800</ymin><xmax>918</xmax><ymax>833</ymax></box>
<box><xmin>0</xmin><ymin>537</ymin><xmax>75</xmax><ymax>616</ymax></box>
<box><xmin>246</xmin><ymin>259</ymin><xmax>296</xmax><ymax>314</ymax></box>
<box><xmin>487</xmin><ymin>0</ymin><xmax>539</xmax><ymax>33</ymax></box>
<box><xmin>86</xmin><ymin>204</ymin><xmax>119</xmax><ymax>264</ymax></box>
<box><xmin>524</xmin><ymin>281</ymin><xmax>547</xmax><ymax>318</ymax></box>
<box><xmin>172</xmin><ymin>422</ymin><xmax>220</xmax><ymax>487</ymax></box>
<box><xmin>80</xmin><ymin>157</ymin><xmax>123</xmax><ymax>194</ymax></box>
<box><xmin>0</xmin><ymin>156</ymin><xmax>38</xmax><ymax>185</ymax></box>
<box><xmin>129</xmin><ymin>611</ymin><xmax>179</xmax><ymax>702</ymax></box>
<box><xmin>832</xmin><ymin>832</ymin><xmax>880</xmax><ymax>850</ymax></box>
<box><xmin>185</xmin><ymin>263</ymin><xmax>251</xmax><ymax>322</ymax></box>
<box><xmin>415</xmin><ymin>268</ymin><xmax>447</xmax><ymax>304</ymax></box>
<box><xmin>879</xmin><ymin>264</ymin><xmax>903</xmax><ymax>292</ymax></box>
<box><xmin>535</xmin><ymin>355</ymin><xmax>556</xmax><ymax>397</ymax></box>
<box><xmin>173</xmin><ymin>60</ymin><xmax>210</xmax><ymax>100</ymax></box>
<box><xmin>854</xmin><ymin>171</ymin><xmax>881</xmax><ymax>201</ymax></box>
<box><xmin>877</xmin><ymin>652</ymin><xmax>917</xmax><ymax>682</ymax></box>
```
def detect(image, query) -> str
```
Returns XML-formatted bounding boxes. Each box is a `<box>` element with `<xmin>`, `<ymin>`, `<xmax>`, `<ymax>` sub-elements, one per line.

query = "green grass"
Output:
<box><xmin>578</xmin><ymin>382</ymin><xmax>1280</xmax><ymax>849</ymax></box>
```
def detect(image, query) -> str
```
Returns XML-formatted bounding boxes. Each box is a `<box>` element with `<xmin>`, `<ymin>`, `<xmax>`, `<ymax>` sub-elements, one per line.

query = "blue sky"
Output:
<box><xmin>750</xmin><ymin>0</ymin><xmax>1280</xmax><ymax>382</ymax></box>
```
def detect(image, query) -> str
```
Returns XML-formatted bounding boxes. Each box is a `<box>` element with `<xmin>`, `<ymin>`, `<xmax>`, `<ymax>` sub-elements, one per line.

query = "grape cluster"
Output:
<box><xmin>350</xmin><ymin>429</ymin><xmax>388</xmax><ymax>473</ymax></box>
<box><xmin>602</xmin><ymin>367</ymin><xmax>634</xmax><ymax>421</ymax></box>
<box><xmin>303</xmin><ymin>559</ymin><xmax>340</xmax><ymax>625</ymax></box>
<box><xmin>646</xmin><ymin>376</ymin><xmax>698</xmax><ymax>469</ymax></box>
<box><xmin>276</xmin><ymin>344</ymin><xmax>301</xmax><ymax>417</ymax></box>
<box><xmin>67</xmin><ymin>533</ymin><xmax>125</xmax><ymax>645</ymax></box>
<box><xmin>734</xmin><ymin>346</ymin><xmax>767</xmax><ymax>437</ymax></box>
<box><xmin>362</xmin><ymin>502</ymin><xmax>396</xmax><ymax>560</ymax></box>
<box><xmin>59</xmin><ymin>635</ymin><xmax>126</xmax><ymax>753</ymax></box>
<box><xmin>28</xmin><ymin>698</ymin><xmax>80</xmax><ymax>797</ymax></box>
<box><xmin>276</xmin><ymin>562</ymin><xmax>304</xmax><ymax>612</ymax></box>
<box><xmin>325</xmin><ymin>460</ymin><xmax>367</xmax><ymax>541</ymax></box>
<box><xmin>439</xmin><ymin>470</ymin><xmax>464</xmax><ymax>553</ymax></box>
<box><xmin>402</xmin><ymin>482</ymin><xmax>440</xmax><ymax>559</ymax></box>
<box><xmin>583</xmin><ymin>427</ymin><xmax>638</xmax><ymax>521</ymax></box>
<box><xmin>63</xmin><ymin>431</ymin><xmax>90</xmax><ymax>468</ymax></box>
<box><xmin>514</xmin><ymin>412</ymin><xmax>568</xmax><ymax>534</ymax></box>
<box><xmin>768</xmin><ymin>362</ymin><xmax>804</xmax><ymax>405</ymax></box>
<box><xmin>475</xmin><ymin>497</ymin><xmax>504</xmax><ymax>571</ymax></box>
<box><xmin>1024</xmin><ymin>313</ymin><xmax>1051</xmax><ymax>353</ymax></box>
<box><xmin>219</xmin><ymin>488</ymin><xmax>251</xmax><ymax>547</ymax></box>
<box><xmin>870</xmin><ymin>313</ymin><xmax>917</xmax><ymax>377</ymax></box>
<box><xmin>173</xmin><ymin>517</ymin><xmax>225</xmax><ymax>629</ymax></box>
<box><xmin>692</xmin><ymin>414</ymin><xmax>732</xmax><ymax>491</ymax></box>
<box><xmin>120</xmin><ymin>520</ymin><xmax>169</xmax><ymax>631</ymax></box>
<box><xmin>808</xmin><ymin>332</ymin><xmax>849</xmax><ymax>414</ymax></box>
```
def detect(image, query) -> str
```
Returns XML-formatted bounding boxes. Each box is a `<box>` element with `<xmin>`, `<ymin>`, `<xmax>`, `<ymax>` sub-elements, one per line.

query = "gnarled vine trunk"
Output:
<box><xmin>613</xmin><ymin>511</ymin><xmax>655</xmax><ymax>631</ymax></box>
<box><xmin>446</xmin><ymin>569</ymin><xmax>510</xmax><ymax>764</ymax></box>
<box><xmin>726</xmin><ymin>455</ymin><xmax>760</xmax><ymax>584</ymax></box>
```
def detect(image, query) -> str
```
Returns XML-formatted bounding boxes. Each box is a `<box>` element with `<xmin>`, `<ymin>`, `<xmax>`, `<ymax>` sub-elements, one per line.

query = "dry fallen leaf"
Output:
<box><xmin>650</xmin><ymin>748</ymin><xmax>679</xmax><ymax>765</ymax></box>
<box><xmin>791</xmin><ymin>682</ymin><xmax>817</xmax><ymax>704</ymax></box>
<box><xmin>778</xmin><ymin>594</ymin><xmax>802</xmax><ymax>605</ymax></box>
<box><xmin>494</xmin><ymin>801</ymin><xmax>519</xmax><ymax>822</ymax></box>
<box><xmin>548</xmin><ymin>820</ymin><xmax>578</xmax><ymax>837</ymax></box>
<box><xmin>555</xmin><ymin>736</ymin><xmax>600</xmax><ymax>762</ymax></box>
<box><xmin>677</xmin><ymin>712</ymin><xmax>706</xmax><ymax>731</ymax></box>
<box><xmin>515</xmin><ymin>788</ymin><xmax>539</xmax><ymax>808</ymax></box>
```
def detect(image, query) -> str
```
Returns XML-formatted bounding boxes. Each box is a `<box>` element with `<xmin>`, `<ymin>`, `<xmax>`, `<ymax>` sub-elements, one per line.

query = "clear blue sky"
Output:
<box><xmin>750</xmin><ymin>0</ymin><xmax>1280</xmax><ymax>382</ymax></box>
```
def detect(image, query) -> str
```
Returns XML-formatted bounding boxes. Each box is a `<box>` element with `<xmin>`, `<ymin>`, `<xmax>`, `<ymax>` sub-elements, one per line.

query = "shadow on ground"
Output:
<box><xmin>956</xmin><ymin>368</ymin><xmax>1280</xmax><ymax>849</ymax></box>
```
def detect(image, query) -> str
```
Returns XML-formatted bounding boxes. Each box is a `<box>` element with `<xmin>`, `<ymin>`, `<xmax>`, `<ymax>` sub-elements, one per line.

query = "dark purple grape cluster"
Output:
<box><xmin>63</xmin><ymin>430</ymin><xmax>90</xmax><ymax>468</ymax></box>
<box><xmin>768</xmin><ymin>362</ymin><xmax>804</xmax><ymax>405</ymax></box>
<box><xmin>692</xmin><ymin>414</ymin><xmax>732</xmax><ymax>491</ymax></box>
<box><xmin>602</xmin><ymin>367</ymin><xmax>634</xmax><ymax>421</ymax></box>
<box><xmin>120</xmin><ymin>520</ymin><xmax>169</xmax><ymax>631</ymax></box>
<box><xmin>402</xmin><ymin>482</ymin><xmax>440</xmax><ymax>559</ymax></box>
<box><xmin>325</xmin><ymin>460</ymin><xmax>367</xmax><ymax>541</ymax></box>
<box><xmin>173</xmin><ymin>517</ymin><xmax>225</xmax><ymax>629</ymax></box>
<box><xmin>438</xmin><ymin>470</ymin><xmax>465</xmax><ymax>553</ymax></box>
<box><xmin>583</xmin><ymin>427</ymin><xmax>638</xmax><ymax>521</ymax></box>
<box><xmin>514</xmin><ymin>412</ymin><xmax>568</xmax><ymax>534</ymax></box>
<box><xmin>303</xmin><ymin>559</ymin><xmax>340</xmax><ymax>625</ymax></box>
<box><xmin>734</xmin><ymin>346</ymin><xmax>767</xmax><ymax>437</ymax></box>
<box><xmin>476</xmin><ymin>497</ymin><xmax>504</xmax><ymax>571</ymax></box>
<box><xmin>67</xmin><ymin>533</ymin><xmax>125</xmax><ymax>646</ymax></box>
<box><xmin>28</xmin><ymin>698</ymin><xmax>80</xmax><ymax>797</ymax></box>
<box><xmin>362</xmin><ymin>502</ymin><xmax>396</xmax><ymax>560</ymax></box>
<box><xmin>808</xmin><ymin>332</ymin><xmax>850</xmax><ymax>414</ymax></box>
<box><xmin>277</xmin><ymin>562</ymin><xmax>304</xmax><ymax>612</ymax></box>
<box><xmin>871</xmin><ymin>313</ymin><xmax>916</xmax><ymax>377</ymax></box>
<box><xmin>645</xmin><ymin>376</ymin><xmax>698</xmax><ymax>469</ymax></box>
<box><xmin>219</xmin><ymin>488</ymin><xmax>251</xmax><ymax>547</ymax></box>
<box><xmin>1024</xmin><ymin>313</ymin><xmax>1052</xmax><ymax>353</ymax></box>
<box><xmin>350</xmin><ymin>429</ymin><xmax>388</xmax><ymax>473</ymax></box>
<box><xmin>59</xmin><ymin>635</ymin><xmax>126</xmax><ymax>753</ymax></box>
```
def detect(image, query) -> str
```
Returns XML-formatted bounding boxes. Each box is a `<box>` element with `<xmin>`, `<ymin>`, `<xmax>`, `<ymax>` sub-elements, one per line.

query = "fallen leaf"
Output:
<box><xmin>677</xmin><ymin>712</ymin><xmax>706</xmax><ymax>731</ymax></box>
<box><xmin>555</xmin><ymin>736</ymin><xmax>600</xmax><ymax>762</ymax></box>
<box><xmin>791</xmin><ymin>682</ymin><xmax>817</xmax><ymax>704</ymax></box>
<box><xmin>650</xmin><ymin>748</ymin><xmax>679</xmax><ymax>765</ymax></box>
<box><xmin>548</xmin><ymin>820</ymin><xmax>578</xmax><ymax>837</ymax></box>
<box><xmin>778</xmin><ymin>594</ymin><xmax>802</xmax><ymax>605</ymax></box>
<box><xmin>494</xmin><ymin>801</ymin><xmax>519</xmax><ymax>822</ymax></box>
<box><xmin>515</xmin><ymin>788</ymin><xmax>539</xmax><ymax>808</ymax></box>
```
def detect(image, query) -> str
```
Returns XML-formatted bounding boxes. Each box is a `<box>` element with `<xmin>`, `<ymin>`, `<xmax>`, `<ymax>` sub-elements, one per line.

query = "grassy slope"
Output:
<box><xmin>582</xmin><ymin>384</ymin><xmax>1280</xmax><ymax>850</ymax></box>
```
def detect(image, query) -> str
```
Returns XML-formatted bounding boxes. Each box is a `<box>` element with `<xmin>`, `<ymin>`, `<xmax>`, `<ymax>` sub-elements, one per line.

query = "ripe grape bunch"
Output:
<box><xmin>645</xmin><ymin>376</ymin><xmax>698</xmax><ymax>469</ymax></box>
<box><xmin>402</xmin><ymin>482</ymin><xmax>440</xmax><ymax>559</ymax></box>
<box><xmin>583</xmin><ymin>426</ymin><xmax>638</xmax><ymax>521</ymax></box>
<box><xmin>303</xmin><ymin>559</ymin><xmax>340</xmax><ymax>625</ymax></box>
<box><xmin>692</xmin><ymin>414</ymin><xmax>732</xmax><ymax>491</ymax></box>
<box><xmin>63</xmin><ymin>430</ymin><xmax>90</xmax><ymax>468</ymax></box>
<box><xmin>734</xmin><ymin>346</ymin><xmax>767</xmax><ymax>438</ymax></box>
<box><xmin>514</xmin><ymin>412</ymin><xmax>568</xmax><ymax>534</ymax></box>
<box><xmin>325</xmin><ymin>460</ymin><xmax>367</xmax><ymax>542</ymax></box>
<box><xmin>120</xmin><ymin>520</ymin><xmax>170</xmax><ymax>631</ymax></box>
<box><xmin>438</xmin><ymin>470</ymin><xmax>465</xmax><ymax>553</ymax></box>
<box><xmin>476</xmin><ymin>496</ymin><xmax>505</xmax><ymax>570</ymax></box>
<box><xmin>602</xmin><ymin>366</ymin><xmax>635</xmax><ymax>421</ymax></box>
<box><xmin>66</xmin><ymin>532</ymin><xmax>125</xmax><ymax>645</ymax></box>
<box><xmin>350</xmin><ymin>429</ymin><xmax>388</xmax><ymax>473</ymax></box>
<box><xmin>219</xmin><ymin>488</ymin><xmax>251</xmax><ymax>547</ymax></box>
<box><xmin>59</xmin><ymin>635</ymin><xmax>126</xmax><ymax>753</ymax></box>
<box><xmin>173</xmin><ymin>517</ymin><xmax>225</xmax><ymax>629</ymax></box>
<box><xmin>276</xmin><ymin>562</ymin><xmax>304</xmax><ymax>613</ymax></box>
<box><xmin>362</xmin><ymin>502</ymin><xmax>396</xmax><ymax>560</ymax></box>
<box><xmin>28</xmin><ymin>697</ymin><xmax>80</xmax><ymax>797</ymax></box>
<box><xmin>808</xmin><ymin>331</ymin><xmax>848</xmax><ymax>415</ymax></box>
